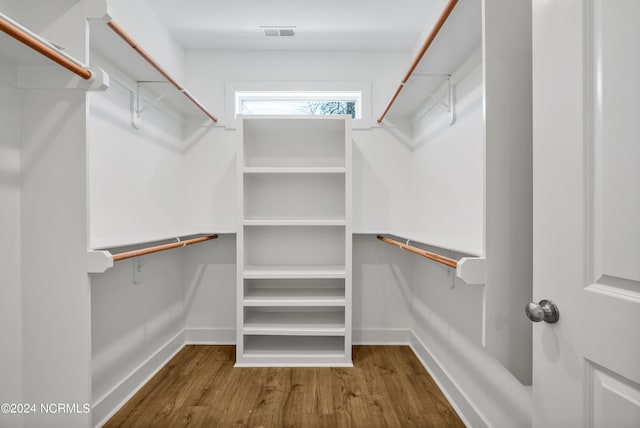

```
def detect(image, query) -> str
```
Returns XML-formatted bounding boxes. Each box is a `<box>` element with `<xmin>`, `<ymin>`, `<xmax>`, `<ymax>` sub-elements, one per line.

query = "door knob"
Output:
<box><xmin>525</xmin><ymin>299</ymin><xmax>559</xmax><ymax>324</ymax></box>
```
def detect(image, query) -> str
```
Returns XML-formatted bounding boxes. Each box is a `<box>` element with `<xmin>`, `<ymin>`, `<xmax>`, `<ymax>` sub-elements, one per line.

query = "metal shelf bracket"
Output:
<box><xmin>408</xmin><ymin>74</ymin><xmax>455</xmax><ymax>125</ymax></box>
<box><xmin>132</xmin><ymin>80</ymin><xmax>172</xmax><ymax>129</ymax></box>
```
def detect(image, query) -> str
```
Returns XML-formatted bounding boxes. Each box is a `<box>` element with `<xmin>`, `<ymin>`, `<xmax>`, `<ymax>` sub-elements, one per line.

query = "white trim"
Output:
<box><xmin>224</xmin><ymin>81</ymin><xmax>373</xmax><ymax>129</ymax></box>
<box><xmin>234</xmin><ymin>362</ymin><xmax>353</xmax><ymax>368</ymax></box>
<box><xmin>410</xmin><ymin>314</ymin><xmax>532</xmax><ymax>428</ymax></box>
<box><xmin>92</xmin><ymin>330</ymin><xmax>186</xmax><ymax>428</ymax></box>
<box><xmin>352</xmin><ymin>328</ymin><xmax>411</xmax><ymax>345</ymax></box>
<box><xmin>409</xmin><ymin>331</ymin><xmax>486</xmax><ymax>428</ymax></box>
<box><xmin>184</xmin><ymin>328</ymin><xmax>236</xmax><ymax>344</ymax></box>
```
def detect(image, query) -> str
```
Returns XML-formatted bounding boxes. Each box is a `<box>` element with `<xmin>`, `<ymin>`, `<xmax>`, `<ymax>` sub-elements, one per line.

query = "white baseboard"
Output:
<box><xmin>184</xmin><ymin>327</ymin><xmax>235</xmax><ymax>344</ymax></box>
<box><xmin>352</xmin><ymin>328</ymin><xmax>410</xmax><ymax>344</ymax></box>
<box><xmin>92</xmin><ymin>330</ymin><xmax>186</xmax><ymax>428</ymax></box>
<box><xmin>409</xmin><ymin>331</ymin><xmax>486</xmax><ymax>428</ymax></box>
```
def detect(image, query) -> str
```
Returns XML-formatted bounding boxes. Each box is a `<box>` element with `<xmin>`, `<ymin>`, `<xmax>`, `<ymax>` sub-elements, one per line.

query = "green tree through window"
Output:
<box><xmin>298</xmin><ymin>101</ymin><xmax>356</xmax><ymax>118</ymax></box>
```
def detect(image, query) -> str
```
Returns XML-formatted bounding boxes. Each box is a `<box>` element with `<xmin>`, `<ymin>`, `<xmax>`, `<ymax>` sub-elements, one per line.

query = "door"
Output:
<box><xmin>532</xmin><ymin>0</ymin><xmax>640</xmax><ymax>427</ymax></box>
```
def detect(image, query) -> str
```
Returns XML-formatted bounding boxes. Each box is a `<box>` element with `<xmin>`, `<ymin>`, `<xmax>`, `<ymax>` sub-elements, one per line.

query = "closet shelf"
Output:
<box><xmin>242</xmin><ymin>336</ymin><xmax>345</xmax><ymax>358</ymax></box>
<box><xmin>377</xmin><ymin>0</ymin><xmax>481</xmax><ymax>121</ymax></box>
<box><xmin>0</xmin><ymin>12</ymin><xmax>92</xmax><ymax>80</ymax></box>
<box><xmin>243</xmin><ymin>167</ymin><xmax>346</xmax><ymax>174</ymax></box>
<box><xmin>89</xmin><ymin>18</ymin><xmax>217</xmax><ymax>123</ymax></box>
<box><xmin>243</xmin><ymin>265</ymin><xmax>347</xmax><ymax>279</ymax></box>
<box><xmin>244</xmin><ymin>288</ymin><xmax>346</xmax><ymax>307</ymax></box>
<box><xmin>244</xmin><ymin>311</ymin><xmax>345</xmax><ymax>336</ymax></box>
<box><xmin>243</xmin><ymin>218</ymin><xmax>346</xmax><ymax>226</ymax></box>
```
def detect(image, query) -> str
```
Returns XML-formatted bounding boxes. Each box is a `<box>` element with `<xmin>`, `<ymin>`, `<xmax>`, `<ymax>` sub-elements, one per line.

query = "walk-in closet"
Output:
<box><xmin>2</xmin><ymin>0</ymin><xmax>639</xmax><ymax>427</ymax></box>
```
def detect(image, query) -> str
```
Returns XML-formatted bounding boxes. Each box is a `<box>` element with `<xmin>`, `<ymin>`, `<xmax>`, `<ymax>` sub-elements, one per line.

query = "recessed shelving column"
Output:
<box><xmin>236</xmin><ymin>115</ymin><xmax>352</xmax><ymax>367</ymax></box>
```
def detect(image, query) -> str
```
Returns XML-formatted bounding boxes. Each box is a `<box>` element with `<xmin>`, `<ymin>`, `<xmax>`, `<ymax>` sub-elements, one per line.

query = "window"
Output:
<box><xmin>225</xmin><ymin>81</ymin><xmax>371</xmax><ymax>129</ymax></box>
<box><xmin>235</xmin><ymin>91</ymin><xmax>362</xmax><ymax>119</ymax></box>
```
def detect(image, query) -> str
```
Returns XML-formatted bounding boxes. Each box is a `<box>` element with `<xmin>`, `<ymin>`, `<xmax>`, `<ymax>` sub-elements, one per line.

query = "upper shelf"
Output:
<box><xmin>0</xmin><ymin>12</ymin><xmax>92</xmax><ymax>81</ymax></box>
<box><xmin>0</xmin><ymin>23</ymin><xmax>52</xmax><ymax>67</ymax></box>
<box><xmin>378</xmin><ymin>0</ymin><xmax>481</xmax><ymax>121</ymax></box>
<box><xmin>88</xmin><ymin>18</ymin><xmax>217</xmax><ymax>123</ymax></box>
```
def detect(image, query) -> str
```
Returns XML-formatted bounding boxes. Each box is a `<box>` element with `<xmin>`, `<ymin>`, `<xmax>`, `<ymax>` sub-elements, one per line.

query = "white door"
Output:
<box><xmin>532</xmin><ymin>0</ymin><xmax>640</xmax><ymax>427</ymax></box>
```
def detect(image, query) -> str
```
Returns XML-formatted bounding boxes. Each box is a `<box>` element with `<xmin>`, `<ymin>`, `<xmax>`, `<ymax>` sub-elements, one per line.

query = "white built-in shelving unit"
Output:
<box><xmin>236</xmin><ymin>115</ymin><xmax>352</xmax><ymax>367</ymax></box>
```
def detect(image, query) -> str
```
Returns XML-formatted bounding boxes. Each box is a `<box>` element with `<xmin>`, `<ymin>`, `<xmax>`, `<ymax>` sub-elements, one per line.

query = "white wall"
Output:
<box><xmin>180</xmin><ymin>127</ymin><xmax>238</xmax><ymax>233</ymax></box>
<box><xmin>186</xmin><ymin>49</ymin><xmax>410</xmax><ymax>120</ymax></box>
<box><xmin>184</xmin><ymin>49</ymin><xmax>413</xmax><ymax>234</ymax></box>
<box><xmin>0</xmin><ymin>74</ymin><xmax>23</xmax><ymax>428</ymax></box>
<box><xmin>88</xmin><ymin>62</ymin><xmax>191</xmax><ymax>248</ymax></box>
<box><xmin>183</xmin><ymin>234</ymin><xmax>236</xmax><ymax>339</ymax></box>
<box><xmin>91</xmin><ymin>248</ymin><xmax>185</xmax><ymax>411</ymax></box>
<box><xmin>352</xmin><ymin>235</ymin><xmax>413</xmax><ymax>341</ymax></box>
<box><xmin>0</xmin><ymin>3</ymin><xmax>95</xmax><ymax>427</ymax></box>
<box><xmin>84</xmin><ymin>3</ymin><xmax>218</xmax><ymax>424</ymax></box>
<box><xmin>13</xmin><ymin>2</ymin><xmax>94</xmax><ymax>428</ymax></box>
<box><xmin>20</xmin><ymin>86</ymin><xmax>92</xmax><ymax>428</ymax></box>
<box><xmin>87</xmin><ymin>37</ymin><xmax>199</xmax><ymax>428</ymax></box>
<box><xmin>482</xmin><ymin>0</ymin><xmax>533</xmax><ymax>387</ymax></box>
<box><xmin>409</xmin><ymin>58</ymin><xmax>484</xmax><ymax>255</ymax></box>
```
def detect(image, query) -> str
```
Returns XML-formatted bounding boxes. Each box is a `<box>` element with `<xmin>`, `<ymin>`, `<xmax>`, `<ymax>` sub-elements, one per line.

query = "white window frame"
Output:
<box><xmin>224</xmin><ymin>81</ymin><xmax>372</xmax><ymax>129</ymax></box>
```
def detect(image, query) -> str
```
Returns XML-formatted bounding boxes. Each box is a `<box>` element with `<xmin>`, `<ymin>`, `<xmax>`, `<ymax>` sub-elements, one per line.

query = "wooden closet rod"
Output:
<box><xmin>377</xmin><ymin>0</ymin><xmax>458</xmax><ymax>123</ymax></box>
<box><xmin>0</xmin><ymin>13</ymin><xmax>92</xmax><ymax>80</ymax></box>
<box><xmin>107</xmin><ymin>20</ymin><xmax>218</xmax><ymax>123</ymax></box>
<box><xmin>376</xmin><ymin>235</ymin><xmax>457</xmax><ymax>268</ymax></box>
<box><xmin>112</xmin><ymin>234</ymin><xmax>218</xmax><ymax>262</ymax></box>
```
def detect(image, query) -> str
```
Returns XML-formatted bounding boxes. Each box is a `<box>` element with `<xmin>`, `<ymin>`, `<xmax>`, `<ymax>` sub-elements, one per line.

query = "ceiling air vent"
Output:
<box><xmin>261</xmin><ymin>26</ymin><xmax>296</xmax><ymax>37</ymax></box>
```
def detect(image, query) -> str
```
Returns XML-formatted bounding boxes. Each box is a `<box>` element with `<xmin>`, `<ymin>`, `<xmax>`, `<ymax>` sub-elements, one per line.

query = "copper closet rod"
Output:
<box><xmin>113</xmin><ymin>234</ymin><xmax>218</xmax><ymax>262</ymax></box>
<box><xmin>107</xmin><ymin>20</ymin><xmax>218</xmax><ymax>123</ymax></box>
<box><xmin>377</xmin><ymin>0</ymin><xmax>458</xmax><ymax>123</ymax></box>
<box><xmin>0</xmin><ymin>14</ymin><xmax>92</xmax><ymax>80</ymax></box>
<box><xmin>377</xmin><ymin>235</ymin><xmax>457</xmax><ymax>268</ymax></box>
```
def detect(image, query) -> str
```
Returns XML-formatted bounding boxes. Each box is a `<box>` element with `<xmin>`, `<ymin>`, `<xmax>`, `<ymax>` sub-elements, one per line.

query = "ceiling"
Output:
<box><xmin>145</xmin><ymin>0</ymin><xmax>447</xmax><ymax>51</ymax></box>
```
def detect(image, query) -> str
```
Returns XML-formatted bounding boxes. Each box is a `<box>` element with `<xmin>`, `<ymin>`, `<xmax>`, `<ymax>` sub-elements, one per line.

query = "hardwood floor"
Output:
<box><xmin>104</xmin><ymin>345</ymin><xmax>465</xmax><ymax>428</ymax></box>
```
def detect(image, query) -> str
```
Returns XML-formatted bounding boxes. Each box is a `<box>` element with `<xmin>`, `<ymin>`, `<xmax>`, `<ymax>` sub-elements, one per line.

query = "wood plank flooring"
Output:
<box><xmin>104</xmin><ymin>345</ymin><xmax>465</xmax><ymax>428</ymax></box>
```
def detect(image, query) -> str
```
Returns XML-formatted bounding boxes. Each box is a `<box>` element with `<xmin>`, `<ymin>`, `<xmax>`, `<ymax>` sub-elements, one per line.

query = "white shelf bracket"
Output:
<box><xmin>132</xmin><ymin>80</ymin><xmax>171</xmax><ymax>129</ymax></box>
<box><xmin>408</xmin><ymin>74</ymin><xmax>455</xmax><ymax>125</ymax></box>
<box><xmin>133</xmin><ymin>257</ymin><xmax>144</xmax><ymax>284</ymax></box>
<box><xmin>445</xmin><ymin>75</ymin><xmax>455</xmax><ymax>125</ymax></box>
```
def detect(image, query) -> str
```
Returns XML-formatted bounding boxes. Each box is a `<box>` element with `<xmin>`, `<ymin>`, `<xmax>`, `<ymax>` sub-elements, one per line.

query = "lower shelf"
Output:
<box><xmin>243</xmin><ymin>309</ymin><xmax>345</xmax><ymax>336</ymax></box>
<box><xmin>244</xmin><ymin>335</ymin><xmax>344</xmax><ymax>356</ymax></box>
<box><xmin>237</xmin><ymin>335</ymin><xmax>351</xmax><ymax>367</ymax></box>
<box><xmin>244</xmin><ymin>287</ymin><xmax>346</xmax><ymax>306</ymax></box>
